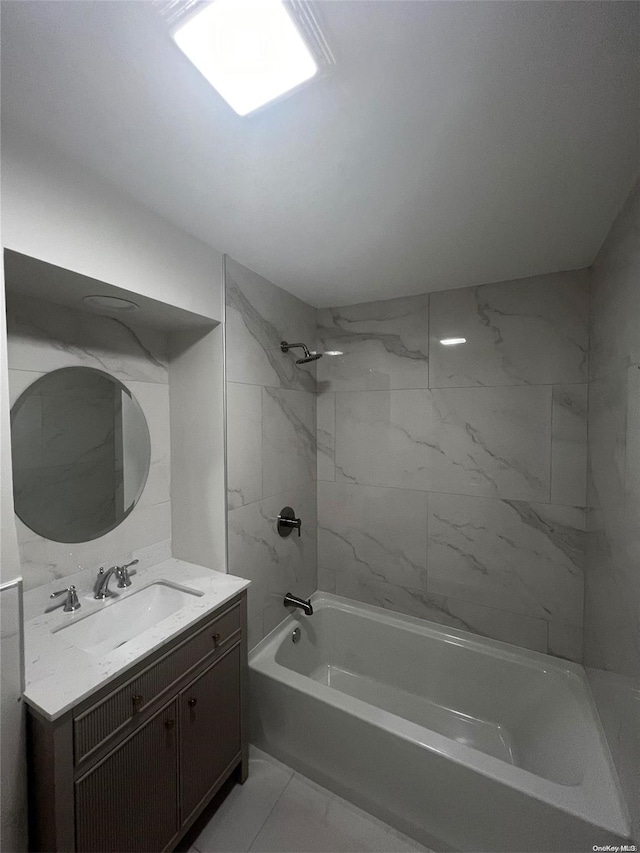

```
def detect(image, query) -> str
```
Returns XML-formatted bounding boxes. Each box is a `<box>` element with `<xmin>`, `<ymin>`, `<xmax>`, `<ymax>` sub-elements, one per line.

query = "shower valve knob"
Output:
<box><xmin>277</xmin><ymin>507</ymin><xmax>302</xmax><ymax>538</ymax></box>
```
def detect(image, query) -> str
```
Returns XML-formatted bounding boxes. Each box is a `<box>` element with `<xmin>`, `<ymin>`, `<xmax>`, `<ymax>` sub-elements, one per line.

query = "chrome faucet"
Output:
<box><xmin>50</xmin><ymin>585</ymin><xmax>81</xmax><ymax>612</ymax></box>
<box><xmin>283</xmin><ymin>592</ymin><xmax>313</xmax><ymax>616</ymax></box>
<box><xmin>115</xmin><ymin>559</ymin><xmax>138</xmax><ymax>588</ymax></box>
<box><xmin>94</xmin><ymin>566</ymin><xmax>118</xmax><ymax>599</ymax></box>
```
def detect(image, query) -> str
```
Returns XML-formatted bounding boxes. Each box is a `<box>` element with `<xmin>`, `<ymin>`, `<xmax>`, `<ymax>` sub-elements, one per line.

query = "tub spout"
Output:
<box><xmin>284</xmin><ymin>592</ymin><xmax>313</xmax><ymax>616</ymax></box>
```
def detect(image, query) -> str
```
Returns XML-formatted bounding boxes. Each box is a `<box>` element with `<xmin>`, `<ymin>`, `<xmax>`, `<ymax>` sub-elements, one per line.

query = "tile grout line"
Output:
<box><xmin>247</xmin><ymin>770</ymin><xmax>296</xmax><ymax>853</ymax></box>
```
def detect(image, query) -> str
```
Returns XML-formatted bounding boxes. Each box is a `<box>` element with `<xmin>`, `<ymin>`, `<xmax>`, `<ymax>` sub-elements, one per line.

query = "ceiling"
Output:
<box><xmin>1</xmin><ymin>1</ymin><xmax>638</xmax><ymax>308</ymax></box>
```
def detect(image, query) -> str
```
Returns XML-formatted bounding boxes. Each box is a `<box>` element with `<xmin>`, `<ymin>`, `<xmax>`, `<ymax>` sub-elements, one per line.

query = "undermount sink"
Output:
<box><xmin>53</xmin><ymin>581</ymin><xmax>203</xmax><ymax>657</ymax></box>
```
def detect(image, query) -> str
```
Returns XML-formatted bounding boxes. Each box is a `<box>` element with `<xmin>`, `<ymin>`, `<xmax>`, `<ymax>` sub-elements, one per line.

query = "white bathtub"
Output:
<box><xmin>249</xmin><ymin>593</ymin><xmax>631</xmax><ymax>852</ymax></box>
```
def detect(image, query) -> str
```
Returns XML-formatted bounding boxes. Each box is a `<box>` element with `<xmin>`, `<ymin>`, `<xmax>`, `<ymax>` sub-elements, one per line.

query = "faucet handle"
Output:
<box><xmin>116</xmin><ymin>559</ymin><xmax>138</xmax><ymax>588</ymax></box>
<box><xmin>50</xmin><ymin>585</ymin><xmax>81</xmax><ymax>612</ymax></box>
<box><xmin>277</xmin><ymin>507</ymin><xmax>302</xmax><ymax>538</ymax></box>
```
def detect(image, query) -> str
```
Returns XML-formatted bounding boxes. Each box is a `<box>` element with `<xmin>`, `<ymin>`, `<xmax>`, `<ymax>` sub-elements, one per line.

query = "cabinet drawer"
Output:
<box><xmin>74</xmin><ymin>603</ymin><xmax>240</xmax><ymax>765</ymax></box>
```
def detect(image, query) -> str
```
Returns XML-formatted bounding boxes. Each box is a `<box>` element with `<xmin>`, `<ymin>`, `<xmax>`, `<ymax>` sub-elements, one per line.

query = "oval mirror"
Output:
<box><xmin>10</xmin><ymin>367</ymin><xmax>151</xmax><ymax>543</ymax></box>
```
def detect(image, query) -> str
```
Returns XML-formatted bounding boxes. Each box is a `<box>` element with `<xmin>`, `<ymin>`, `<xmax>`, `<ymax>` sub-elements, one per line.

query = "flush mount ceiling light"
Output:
<box><xmin>171</xmin><ymin>0</ymin><xmax>333</xmax><ymax>116</ymax></box>
<box><xmin>439</xmin><ymin>337</ymin><xmax>467</xmax><ymax>346</ymax></box>
<box><xmin>83</xmin><ymin>295</ymin><xmax>140</xmax><ymax>312</ymax></box>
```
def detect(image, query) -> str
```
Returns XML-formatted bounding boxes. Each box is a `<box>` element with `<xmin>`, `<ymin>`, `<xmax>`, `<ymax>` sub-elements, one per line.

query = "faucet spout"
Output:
<box><xmin>283</xmin><ymin>592</ymin><xmax>313</xmax><ymax>616</ymax></box>
<box><xmin>94</xmin><ymin>566</ymin><xmax>118</xmax><ymax>599</ymax></box>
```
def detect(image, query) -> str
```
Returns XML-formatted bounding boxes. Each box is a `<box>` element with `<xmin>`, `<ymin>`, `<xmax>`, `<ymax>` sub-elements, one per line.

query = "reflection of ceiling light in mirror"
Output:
<box><xmin>173</xmin><ymin>0</ymin><xmax>319</xmax><ymax>116</ymax></box>
<box><xmin>439</xmin><ymin>337</ymin><xmax>467</xmax><ymax>346</ymax></box>
<box><xmin>83</xmin><ymin>296</ymin><xmax>140</xmax><ymax>312</ymax></box>
<box><xmin>324</xmin><ymin>350</ymin><xmax>343</xmax><ymax>356</ymax></box>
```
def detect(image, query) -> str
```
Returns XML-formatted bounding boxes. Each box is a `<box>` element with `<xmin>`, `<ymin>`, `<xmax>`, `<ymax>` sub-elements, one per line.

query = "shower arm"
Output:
<box><xmin>280</xmin><ymin>341</ymin><xmax>312</xmax><ymax>357</ymax></box>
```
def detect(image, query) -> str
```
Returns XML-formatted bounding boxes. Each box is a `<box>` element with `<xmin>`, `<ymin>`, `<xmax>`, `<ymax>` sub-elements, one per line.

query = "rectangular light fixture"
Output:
<box><xmin>440</xmin><ymin>338</ymin><xmax>467</xmax><ymax>346</ymax></box>
<box><xmin>172</xmin><ymin>0</ymin><xmax>321</xmax><ymax>116</ymax></box>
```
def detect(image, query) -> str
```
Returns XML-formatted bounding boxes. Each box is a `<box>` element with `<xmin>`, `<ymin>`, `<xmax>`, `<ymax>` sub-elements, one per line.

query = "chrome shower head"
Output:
<box><xmin>280</xmin><ymin>341</ymin><xmax>323</xmax><ymax>365</ymax></box>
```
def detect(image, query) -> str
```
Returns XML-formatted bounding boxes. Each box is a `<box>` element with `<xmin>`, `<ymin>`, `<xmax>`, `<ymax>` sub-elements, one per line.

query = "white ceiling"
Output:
<box><xmin>1</xmin><ymin>1</ymin><xmax>638</xmax><ymax>308</ymax></box>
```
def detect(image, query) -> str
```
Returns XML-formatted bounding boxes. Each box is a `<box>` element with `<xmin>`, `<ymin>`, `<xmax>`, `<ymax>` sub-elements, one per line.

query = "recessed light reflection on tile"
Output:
<box><xmin>324</xmin><ymin>350</ymin><xmax>344</xmax><ymax>356</ymax></box>
<box><xmin>439</xmin><ymin>337</ymin><xmax>467</xmax><ymax>346</ymax></box>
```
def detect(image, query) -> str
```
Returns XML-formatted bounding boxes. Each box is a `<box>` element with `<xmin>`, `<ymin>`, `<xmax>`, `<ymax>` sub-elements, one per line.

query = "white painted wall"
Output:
<box><xmin>0</xmin><ymin>256</ymin><xmax>28</xmax><ymax>851</ymax></box>
<box><xmin>169</xmin><ymin>325</ymin><xmax>226</xmax><ymax>574</ymax></box>
<box><xmin>1</xmin><ymin>126</ymin><xmax>224</xmax><ymax>321</ymax></box>
<box><xmin>0</xmin><ymin>124</ymin><xmax>227</xmax><ymax>852</ymax></box>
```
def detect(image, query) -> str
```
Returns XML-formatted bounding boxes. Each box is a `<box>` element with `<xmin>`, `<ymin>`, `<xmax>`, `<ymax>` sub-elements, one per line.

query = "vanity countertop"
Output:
<box><xmin>23</xmin><ymin>559</ymin><xmax>250</xmax><ymax>721</ymax></box>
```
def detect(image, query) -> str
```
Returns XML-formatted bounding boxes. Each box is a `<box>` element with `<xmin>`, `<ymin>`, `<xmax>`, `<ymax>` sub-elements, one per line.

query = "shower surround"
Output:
<box><xmin>224</xmin><ymin>257</ymin><xmax>318</xmax><ymax>650</ymax></box>
<box><xmin>317</xmin><ymin>271</ymin><xmax>589</xmax><ymax>661</ymax></box>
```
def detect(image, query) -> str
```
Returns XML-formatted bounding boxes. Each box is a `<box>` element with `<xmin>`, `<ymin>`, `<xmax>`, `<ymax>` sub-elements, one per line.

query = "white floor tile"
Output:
<box><xmin>193</xmin><ymin>749</ymin><xmax>293</xmax><ymax>852</ymax></box>
<box><xmin>249</xmin><ymin>773</ymin><xmax>429</xmax><ymax>853</ymax></box>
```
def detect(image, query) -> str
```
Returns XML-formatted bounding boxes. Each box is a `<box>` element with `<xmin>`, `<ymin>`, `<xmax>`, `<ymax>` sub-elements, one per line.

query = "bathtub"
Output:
<box><xmin>249</xmin><ymin>593</ymin><xmax>631</xmax><ymax>852</ymax></box>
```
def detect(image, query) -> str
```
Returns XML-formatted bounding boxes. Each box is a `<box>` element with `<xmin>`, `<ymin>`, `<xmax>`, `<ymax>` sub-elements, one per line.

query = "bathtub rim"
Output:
<box><xmin>250</xmin><ymin>591</ymin><xmax>631</xmax><ymax>840</ymax></box>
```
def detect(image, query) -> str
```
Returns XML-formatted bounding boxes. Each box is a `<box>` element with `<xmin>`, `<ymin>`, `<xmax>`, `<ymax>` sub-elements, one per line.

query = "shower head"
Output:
<box><xmin>280</xmin><ymin>341</ymin><xmax>323</xmax><ymax>365</ymax></box>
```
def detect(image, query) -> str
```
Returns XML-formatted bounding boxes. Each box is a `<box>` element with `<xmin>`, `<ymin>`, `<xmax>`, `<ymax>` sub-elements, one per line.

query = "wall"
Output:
<box><xmin>317</xmin><ymin>270</ymin><xmax>589</xmax><ymax>660</ymax></box>
<box><xmin>225</xmin><ymin>257</ymin><xmax>317</xmax><ymax>649</ymax></box>
<box><xmin>1</xmin><ymin>127</ymin><xmax>224</xmax><ymax>321</ymax></box>
<box><xmin>0</xmin><ymin>257</ymin><xmax>28</xmax><ymax>852</ymax></box>
<box><xmin>1</xmin><ymin>125</ymin><xmax>226</xmax><ymax>853</ymax></box>
<box><xmin>6</xmin><ymin>294</ymin><xmax>172</xmax><ymax>591</ymax></box>
<box><xmin>585</xmin><ymin>178</ymin><xmax>640</xmax><ymax>839</ymax></box>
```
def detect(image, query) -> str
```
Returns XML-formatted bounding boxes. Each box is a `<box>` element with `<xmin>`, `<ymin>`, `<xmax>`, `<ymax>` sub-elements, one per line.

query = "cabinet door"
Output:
<box><xmin>75</xmin><ymin>700</ymin><xmax>179</xmax><ymax>853</ymax></box>
<box><xmin>180</xmin><ymin>644</ymin><xmax>241</xmax><ymax>822</ymax></box>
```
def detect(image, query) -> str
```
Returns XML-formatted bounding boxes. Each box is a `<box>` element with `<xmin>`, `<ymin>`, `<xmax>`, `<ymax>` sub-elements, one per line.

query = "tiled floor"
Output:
<box><xmin>190</xmin><ymin>747</ymin><xmax>432</xmax><ymax>853</ymax></box>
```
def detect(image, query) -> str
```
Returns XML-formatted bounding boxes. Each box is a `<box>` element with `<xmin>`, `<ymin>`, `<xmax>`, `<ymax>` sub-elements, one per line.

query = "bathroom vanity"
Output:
<box><xmin>23</xmin><ymin>560</ymin><xmax>250</xmax><ymax>852</ymax></box>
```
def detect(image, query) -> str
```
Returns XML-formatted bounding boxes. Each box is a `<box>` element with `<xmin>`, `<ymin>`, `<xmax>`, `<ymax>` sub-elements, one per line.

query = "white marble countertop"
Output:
<box><xmin>23</xmin><ymin>558</ymin><xmax>250</xmax><ymax>721</ymax></box>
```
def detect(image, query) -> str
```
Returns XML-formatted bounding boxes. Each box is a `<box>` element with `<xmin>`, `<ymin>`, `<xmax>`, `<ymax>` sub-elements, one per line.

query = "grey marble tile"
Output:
<box><xmin>194</xmin><ymin>749</ymin><xmax>293</xmax><ymax>853</ymax></box>
<box><xmin>333</xmin><ymin>574</ymin><xmax>548</xmax><ymax>653</ymax></box>
<box><xmin>318</xmin><ymin>481</ymin><xmax>427</xmax><ymax>591</ymax></box>
<box><xmin>225</xmin><ymin>257</ymin><xmax>317</xmax><ymax>392</ymax></box>
<box><xmin>428</xmin><ymin>493</ymin><xmax>585</xmax><ymax>628</ymax></box>
<box><xmin>250</xmin><ymin>773</ymin><xmax>428</xmax><ymax>853</ymax></box>
<box><xmin>227</xmin><ymin>483</ymin><xmax>317</xmax><ymax>623</ymax></box>
<box><xmin>547</xmin><ymin>623</ymin><xmax>583</xmax><ymax>663</ymax></box>
<box><xmin>127</xmin><ymin>381</ymin><xmax>171</xmax><ymax>509</ymax></box>
<box><xmin>247</xmin><ymin>612</ymin><xmax>265</xmax><ymax>651</ymax></box>
<box><xmin>584</xmin><ymin>364</ymin><xmax>640</xmax><ymax>678</ymax></box>
<box><xmin>317</xmin><ymin>294</ymin><xmax>429</xmax><ymax>392</ymax></box>
<box><xmin>6</xmin><ymin>294</ymin><xmax>169</xmax><ymax>384</ymax></box>
<box><xmin>19</xmin><ymin>502</ymin><xmax>171</xmax><ymax>592</ymax></box>
<box><xmin>625</xmin><ymin>364</ymin><xmax>640</xmax><ymax>528</ymax></box>
<box><xmin>590</xmin><ymin>180</ymin><xmax>640</xmax><ymax>380</ymax></box>
<box><xmin>334</xmin><ymin>386</ymin><xmax>552</xmax><ymax>501</ymax></box>
<box><xmin>316</xmin><ymin>392</ymin><xmax>335</xmax><ymax>482</ymax></box>
<box><xmin>262</xmin><ymin>387</ymin><xmax>316</xmax><ymax>497</ymax></box>
<box><xmin>227</xmin><ymin>382</ymin><xmax>262</xmax><ymax>509</ymax></box>
<box><xmin>550</xmin><ymin>384</ymin><xmax>587</xmax><ymax>507</ymax></box>
<box><xmin>587</xmin><ymin>370</ymin><xmax>627</xmax><ymax>517</ymax></box>
<box><xmin>429</xmin><ymin>271</ymin><xmax>589</xmax><ymax>387</ymax></box>
<box><xmin>317</xmin><ymin>567</ymin><xmax>336</xmax><ymax>594</ymax></box>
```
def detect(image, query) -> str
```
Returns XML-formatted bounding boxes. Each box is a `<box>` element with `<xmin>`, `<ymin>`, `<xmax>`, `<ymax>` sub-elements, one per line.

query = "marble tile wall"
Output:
<box><xmin>225</xmin><ymin>258</ymin><xmax>317</xmax><ymax>649</ymax></box>
<box><xmin>317</xmin><ymin>270</ymin><xmax>589</xmax><ymax>660</ymax></box>
<box><xmin>584</xmin><ymin>179</ymin><xmax>640</xmax><ymax>840</ymax></box>
<box><xmin>6</xmin><ymin>294</ymin><xmax>172</xmax><ymax>590</ymax></box>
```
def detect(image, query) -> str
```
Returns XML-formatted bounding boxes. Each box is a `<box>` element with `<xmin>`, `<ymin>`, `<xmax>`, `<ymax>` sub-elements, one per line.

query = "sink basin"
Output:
<box><xmin>53</xmin><ymin>582</ymin><xmax>203</xmax><ymax>657</ymax></box>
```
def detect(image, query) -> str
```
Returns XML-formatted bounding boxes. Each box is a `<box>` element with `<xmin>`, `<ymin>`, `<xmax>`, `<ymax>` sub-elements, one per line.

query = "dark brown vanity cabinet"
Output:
<box><xmin>75</xmin><ymin>700</ymin><xmax>180</xmax><ymax>853</ymax></box>
<box><xmin>27</xmin><ymin>591</ymin><xmax>248</xmax><ymax>853</ymax></box>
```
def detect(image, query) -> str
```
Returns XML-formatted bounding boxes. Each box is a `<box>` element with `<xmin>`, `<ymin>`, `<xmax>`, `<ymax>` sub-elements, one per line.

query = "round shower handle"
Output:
<box><xmin>278</xmin><ymin>507</ymin><xmax>302</xmax><ymax>538</ymax></box>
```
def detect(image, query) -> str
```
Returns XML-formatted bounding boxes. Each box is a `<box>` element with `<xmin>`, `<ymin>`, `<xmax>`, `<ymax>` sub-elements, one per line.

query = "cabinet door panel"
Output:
<box><xmin>180</xmin><ymin>644</ymin><xmax>241</xmax><ymax>821</ymax></box>
<box><xmin>75</xmin><ymin>701</ymin><xmax>178</xmax><ymax>852</ymax></box>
